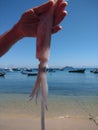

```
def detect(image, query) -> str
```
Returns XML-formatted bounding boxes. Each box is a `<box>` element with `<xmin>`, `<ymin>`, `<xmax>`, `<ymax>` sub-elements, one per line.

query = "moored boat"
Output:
<box><xmin>90</xmin><ymin>69</ymin><xmax>98</xmax><ymax>73</ymax></box>
<box><xmin>0</xmin><ymin>72</ymin><xmax>5</xmax><ymax>76</ymax></box>
<box><xmin>69</xmin><ymin>69</ymin><xmax>85</xmax><ymax>73</ymax></box>
<box><xmin>21</xmin><ymin>70</ymin><xmax>37</xmax><ymax>76</ymax></box>
<box><xmin>27</xmin><ymin>72</ymin><xmax>37</xmax><ymax>76</ymax></box>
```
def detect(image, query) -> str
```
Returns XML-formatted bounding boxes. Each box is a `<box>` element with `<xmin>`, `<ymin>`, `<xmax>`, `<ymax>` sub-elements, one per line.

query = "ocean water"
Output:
<box><xmin>0</xmin><ymin>69</ymin><xmax>98</xmax><ymax>119</ymax></box>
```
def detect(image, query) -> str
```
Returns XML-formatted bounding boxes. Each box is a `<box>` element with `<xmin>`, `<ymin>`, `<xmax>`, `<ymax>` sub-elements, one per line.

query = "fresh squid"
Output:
<box><xmin>30</xmin><ymin>0</ymin><xmax>57</xmax><ymax>108</ymax></box>
<box><xmin>30</xmin><ymin>0</ymin><xmax>57</xmax><ymax>130</ymax></box>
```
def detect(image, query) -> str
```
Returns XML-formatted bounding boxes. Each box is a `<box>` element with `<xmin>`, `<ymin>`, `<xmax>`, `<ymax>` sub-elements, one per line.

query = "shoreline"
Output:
<box><xmin>0</xmin><ymin>94</ymin><xmax>98</xmax><ymax>120</ymax></box>
<box><xmin>0</xmin><ymin>114</ymin><xmax>98</xmax><ymax>130</ymax></box>
<box><xmin>0</xmin><ymin>112</ymin><xmax>98</xmax><ymax>119</ymax></box>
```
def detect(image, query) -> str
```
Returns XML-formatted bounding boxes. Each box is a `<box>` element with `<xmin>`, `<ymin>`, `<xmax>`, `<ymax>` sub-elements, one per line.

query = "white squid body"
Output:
<box><xmin>30</xmin><ymin>0</ymin><xmax>56</xmax><ymax>110</ymax></box>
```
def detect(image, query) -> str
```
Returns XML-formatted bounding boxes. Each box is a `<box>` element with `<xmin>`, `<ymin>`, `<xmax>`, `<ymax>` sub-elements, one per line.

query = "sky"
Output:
<box><xmin>0</xmin><ymin>0</ymin><xmax>98</xmax><ymax>68</ymax></box>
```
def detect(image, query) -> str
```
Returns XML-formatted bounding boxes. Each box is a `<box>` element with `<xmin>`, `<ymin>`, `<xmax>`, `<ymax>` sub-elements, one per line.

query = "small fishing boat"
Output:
<box><xmin>69</xmin><ymin>69</ymin><xmax>85</xmax><ymax>73</ymax></box>
<box><xmin>21</xmin><ymin>70</ymin><xmax>28</xmax><ymax>74</ymax></box>
<box><xmin>0</xmin><ymin>72</ymin><xmax>5</xmax><ymax>76</ymax></box>
<box><xmin>21</xmin><ymin>70</ymin><xmax>37</xmax><ymax>76</ymax></box>
<box><xmin>27</xmin><ymin>72</ymin><xmax>37</xmax><ymax>76</ymax></box>
<box><xmin>90</xmin><ymin>69</ymin><xmax>98</xmax><ymax>73</ymax></box>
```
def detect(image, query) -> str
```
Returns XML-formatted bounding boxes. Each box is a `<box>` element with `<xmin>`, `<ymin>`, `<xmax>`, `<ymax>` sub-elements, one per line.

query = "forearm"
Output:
<box><xmin>0</xmin><ymin>23</ymin><xmax>23</xmax><ymax>57</ymax></box>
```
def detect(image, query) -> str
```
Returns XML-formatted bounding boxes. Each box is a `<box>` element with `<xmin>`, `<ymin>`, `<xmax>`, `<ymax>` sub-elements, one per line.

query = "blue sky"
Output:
<box><xmin>0</xmin><ymin>0</ymin><xmax>98</xmax><ymax>68</ymax></box>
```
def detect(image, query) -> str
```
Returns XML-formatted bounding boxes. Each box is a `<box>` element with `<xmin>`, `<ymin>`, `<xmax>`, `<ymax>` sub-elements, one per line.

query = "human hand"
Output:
<box><xmin>16</xmin><ymin>0</ymin><xmax>67</xmax><ymax>38</ymax></box>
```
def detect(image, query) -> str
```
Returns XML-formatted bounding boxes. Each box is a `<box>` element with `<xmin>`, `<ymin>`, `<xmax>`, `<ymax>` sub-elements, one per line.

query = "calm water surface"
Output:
<box><xmin>0</xmin><ymin>69</ymin><xmax>98</xmax><ymax>118</ymax></box>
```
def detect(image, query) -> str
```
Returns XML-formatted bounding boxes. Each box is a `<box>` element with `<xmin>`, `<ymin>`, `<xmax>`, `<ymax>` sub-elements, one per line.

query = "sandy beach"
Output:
<box><xmin>0</xmin><ymin>114</ymin><xmax>98</xmax><ymax>130</ymax></box>
<box><xmin>0</xmin><ymin>94</ymin><xmax>98</xmax><ymax>130</ymax></box>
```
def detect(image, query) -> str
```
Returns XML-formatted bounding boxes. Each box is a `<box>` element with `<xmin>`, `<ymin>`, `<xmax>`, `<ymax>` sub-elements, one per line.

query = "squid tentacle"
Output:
<box><xmin>30</xmin><ymin>61</ymin><xmax>48</xmax><ymax>110</ymax></box>
<box><xmin>29</xmin><ymin>69</ymin><xmax>41</xmax><ymax>100</ymax></box>
<box><xmin>40</xmin><ymin>65</ymin><xmax>48</xmax><ymax>110</ymax></box>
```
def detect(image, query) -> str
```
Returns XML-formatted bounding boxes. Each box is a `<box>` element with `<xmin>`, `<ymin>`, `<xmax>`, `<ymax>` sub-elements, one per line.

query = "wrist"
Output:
<box><xmin>0</xmin><ymin>23</ymin><xmax>24</xmax><ymax>57</ymax></box>
<box><xmin>12</xmin><ymin>23</ymin><xmax>24</xmax><ymax>40</ymax></box>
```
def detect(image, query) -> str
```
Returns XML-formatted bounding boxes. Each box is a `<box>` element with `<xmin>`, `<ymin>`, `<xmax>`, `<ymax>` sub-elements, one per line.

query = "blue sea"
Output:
<box><xmin>0</xmin><ymin>68</ymin><xmax>98</xmax><ymax>119</ymax></box>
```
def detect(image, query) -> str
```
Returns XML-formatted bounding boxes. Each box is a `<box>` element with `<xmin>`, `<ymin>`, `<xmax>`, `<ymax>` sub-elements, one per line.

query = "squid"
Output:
<box><xmin>30</xmin><ymin>0</ymin><xmax>57</xmax><ymax>130</ymax></box>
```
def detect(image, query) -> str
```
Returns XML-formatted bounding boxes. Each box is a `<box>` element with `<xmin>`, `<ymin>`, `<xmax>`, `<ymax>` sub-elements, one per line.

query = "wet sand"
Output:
<box><xmin>0</xmin><ymin>94</ymin><xmax>98</xmax><ymax>130</ymax></box>
<box><xmin>0</xmin><ymin>115</ymin><xmax>98</xmax><ymax>130</ymax></box>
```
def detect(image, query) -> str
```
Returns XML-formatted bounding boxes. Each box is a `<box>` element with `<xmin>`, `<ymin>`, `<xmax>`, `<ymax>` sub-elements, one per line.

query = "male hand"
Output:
<box><xmin>16</xmin><ymin>0</ymin><xmax>67</xmax><ymax>37</ymax></box>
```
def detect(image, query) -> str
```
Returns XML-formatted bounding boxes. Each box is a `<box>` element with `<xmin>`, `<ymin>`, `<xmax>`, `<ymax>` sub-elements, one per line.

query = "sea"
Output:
<box><xmin>0</xmin><ymin>68</ymin><xmax>98</xmax><ymax>119</ymax></box>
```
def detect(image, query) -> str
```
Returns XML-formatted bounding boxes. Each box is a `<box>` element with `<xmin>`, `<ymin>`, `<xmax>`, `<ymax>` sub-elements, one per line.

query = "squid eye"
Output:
<box><xmin>42</xmin><ymin>67</ymin><xmax>49</xmax><ymax>72</ymax></box>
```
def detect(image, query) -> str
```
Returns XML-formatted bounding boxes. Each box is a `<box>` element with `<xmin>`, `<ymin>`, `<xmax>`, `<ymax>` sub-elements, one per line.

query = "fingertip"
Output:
<box><xmin>65</xmin><ymin>1</ymin><xmax>68</xmax><ymax>6</ymax></box>
<box><xmin>63</xmin><ymin>10</ymin><xmax>68</xmax><ymax>16</ymax></box>
<box><xmin>59</xmin><ymin>26</ymin><xmax>62</xmax><ymax>30</ymax></box>
<box><xmin>62</xmin><ymin>1</ymin><xmax>68</xmax><ymax>7</ymax></box>
<box><xmin>52</xmin><ymin>25</ymin><xmax>62</xmax><ymax>34</ymax></box>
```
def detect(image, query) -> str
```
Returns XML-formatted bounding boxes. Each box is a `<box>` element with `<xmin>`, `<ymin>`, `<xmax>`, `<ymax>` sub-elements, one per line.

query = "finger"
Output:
<box><xmin>52</xmin><ymin>25</ymin><xmax>62</xmax><ymax>34</ymax></box>
<box><xmin>55</xmin><ymin>2</ymin><xmax>67</xmax><ymax>18</ymax></box>
<box><xmin>55</xmin><ymin>0</ymin><xmax>64</xmax><ymax>8</ymax></box>
<box><xmin>55</xmin><ymin>0</ymin><xmax>68</xmax><ymax>11</ymax></box>
<box><xmin>54</xmin><ymin>10</ymin><xmax>67</xmax><ymax>25</ymax></box>
<box><xmin>22</xmin><ymin>9</ymin><xmax>40</xmax><ymax>23</ymax></box>
<box><xmin>33</xmin><ymin>1</ymin><xmax>53</xmax><ymax>15</ymax></box>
